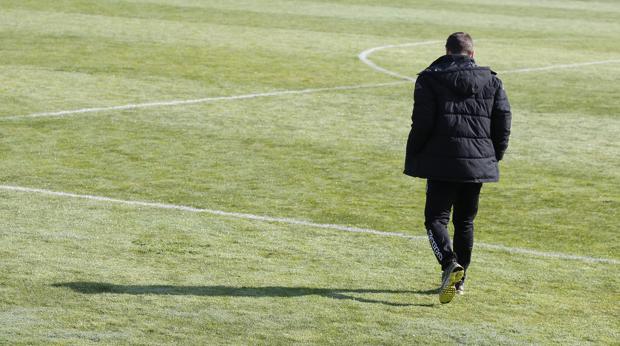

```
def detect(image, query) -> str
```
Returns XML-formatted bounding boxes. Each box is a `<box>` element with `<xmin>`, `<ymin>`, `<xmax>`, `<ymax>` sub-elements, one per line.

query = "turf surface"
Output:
<box><xmin>1</xmin><ymin>0</ymin><xmax>618</xmax><ymax>344</ymax></box>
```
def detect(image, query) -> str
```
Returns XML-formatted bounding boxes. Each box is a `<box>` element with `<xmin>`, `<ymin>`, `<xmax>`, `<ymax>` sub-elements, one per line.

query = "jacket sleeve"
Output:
<box><xmin>407</xmin><ymin>74</ymin><xmax>436</xmax><ymax>154</ymax></box>
<box><xmin>491</xmin><ymin>78</ymin><xmax>512</xmax><ymax>161</ymax></box>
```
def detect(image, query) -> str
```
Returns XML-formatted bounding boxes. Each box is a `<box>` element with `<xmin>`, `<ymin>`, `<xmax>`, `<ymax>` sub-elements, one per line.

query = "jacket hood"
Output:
<box><xmin>421</xmin><ymin>55</ymin><xmax>495</xmax><ymax>96</ymax></box>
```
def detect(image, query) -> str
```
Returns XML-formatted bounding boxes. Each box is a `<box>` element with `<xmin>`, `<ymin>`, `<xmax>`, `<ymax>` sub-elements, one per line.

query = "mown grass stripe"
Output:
<box><xmin>0</xmin><ymin>81</ymin><xmax>407</xmax><ymax>121</ymax></box>
<box><xmin>1</xmin><ymin>184</ymin><xmax>617</xmax><ymax>265</ymax></box>
<box><xmin>4</xmin><ymin>41</ymin><xmax>620</xmax><ymax>121</ymax></box>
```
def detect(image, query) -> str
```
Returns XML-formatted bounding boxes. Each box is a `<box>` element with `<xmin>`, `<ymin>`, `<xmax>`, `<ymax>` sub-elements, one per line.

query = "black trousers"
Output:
<box><xmin>425</xmin><ymin>180</ymin><xmax>482</xmax><ymax>276</ymax></box>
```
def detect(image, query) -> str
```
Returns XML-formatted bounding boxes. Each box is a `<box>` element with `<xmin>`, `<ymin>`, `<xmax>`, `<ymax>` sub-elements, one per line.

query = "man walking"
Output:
<box><xmin>404</xmin><ymin>32</ymin><xmax>511</xmax><ymax>304</ymax></box>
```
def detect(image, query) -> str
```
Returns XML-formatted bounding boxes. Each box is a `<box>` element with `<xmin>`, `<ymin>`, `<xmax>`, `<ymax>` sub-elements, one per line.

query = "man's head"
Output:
<box><xmin>445</xmin><ymin>32</ymin><xmax>474</xmax><ymax>58</ymax></box>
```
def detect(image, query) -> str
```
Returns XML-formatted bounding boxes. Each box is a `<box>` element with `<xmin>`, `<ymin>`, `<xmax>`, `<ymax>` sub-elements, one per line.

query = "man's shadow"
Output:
<box><xmin>52</xmin><ymin>282</ymin><xmax>438</xmax><ymax>307</ymax></box>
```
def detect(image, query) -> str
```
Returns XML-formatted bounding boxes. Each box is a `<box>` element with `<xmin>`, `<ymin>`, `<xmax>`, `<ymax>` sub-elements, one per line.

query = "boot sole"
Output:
<box><xmin>439</xmin><ymin>268</ymin><xmax>464</xmax><ymax>304</ymax></box>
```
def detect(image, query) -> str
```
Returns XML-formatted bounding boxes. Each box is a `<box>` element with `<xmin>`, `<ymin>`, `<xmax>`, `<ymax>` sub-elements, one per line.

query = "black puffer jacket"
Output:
<box><xmin>403</xmin><ymin>54</ymin><xmax>511</xmax><ymax>182</ymax></box>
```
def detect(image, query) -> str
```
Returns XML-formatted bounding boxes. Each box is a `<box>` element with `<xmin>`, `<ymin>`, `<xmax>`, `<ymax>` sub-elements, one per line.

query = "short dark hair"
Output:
<box><xmin>445</xmin><ymin>32</ymin><xmax>474</xmax><ymax>55</ymax></box>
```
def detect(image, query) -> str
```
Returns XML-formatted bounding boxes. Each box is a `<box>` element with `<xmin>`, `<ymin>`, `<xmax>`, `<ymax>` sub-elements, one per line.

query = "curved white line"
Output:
<box><xmin>357</xmin><ymin>41</ymin><xmax>441</xmax><ymax>81</ymax></box>
<box><xmin>358</xmin><ymin>41</ymin><xmax>620</xmax><ymax>79</ymax></box>
<box><xmin>1</xmin><ymin>184</ymin><xmax>617</xmax><ymax>265</ymax></box>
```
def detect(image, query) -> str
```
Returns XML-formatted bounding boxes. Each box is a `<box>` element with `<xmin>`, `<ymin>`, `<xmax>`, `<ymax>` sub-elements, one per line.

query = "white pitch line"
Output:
<box><xmin>357</xmin><ymin>41</ymin><xmax>441</xmax><ymax>81</ymax></box>
<box><xmin>0</xmin><ymin>185</ymin><xmax>423</xmax><ymax>240</ymax></box>
<box><xmin>1</xmin><ymin>184</ymin><xmax>617</xmax><ymax>265</ymax></box>
<box><xmin>358</xmin><ymin>41</ymin><xmax>620</xmax><ymax>79</ymax></box>
<box><xmin>499</xmin><ymin>59</ymin><xmax>620</xmax><ymax>74</ymax></box>
<box><xmin>0</xmin><ymin>81</ymin><xmax>408</xmax><ymax>121</ymax></box>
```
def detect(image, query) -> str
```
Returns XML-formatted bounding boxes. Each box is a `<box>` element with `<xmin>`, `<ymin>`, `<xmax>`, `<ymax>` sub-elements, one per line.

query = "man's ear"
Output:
<box><xmin>469</xmin><ymin>50</ymin><xmax>475</xmax><ymax>58</ymax></box>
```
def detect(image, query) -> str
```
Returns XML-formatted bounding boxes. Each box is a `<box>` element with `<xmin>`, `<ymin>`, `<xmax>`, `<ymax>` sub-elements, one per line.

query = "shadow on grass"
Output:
<box><xmin>52</xmin><ymin>282</ymin><xmax>437</xmax><ymax>307</ymax></box>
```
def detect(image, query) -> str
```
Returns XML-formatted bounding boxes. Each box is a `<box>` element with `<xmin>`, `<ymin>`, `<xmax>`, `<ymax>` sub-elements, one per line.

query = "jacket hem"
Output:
<box><xmin>403</xmin><ymin>170</ymin><xmax>498</xmax><ymax>183</ymax></box>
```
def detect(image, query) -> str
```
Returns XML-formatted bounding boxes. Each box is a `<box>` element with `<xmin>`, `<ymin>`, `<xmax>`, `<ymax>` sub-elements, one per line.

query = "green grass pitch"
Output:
<box><xmin>1</xmin><ymin>0</ymin><xmax>619</xmax><ymax>344</ymax></box>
